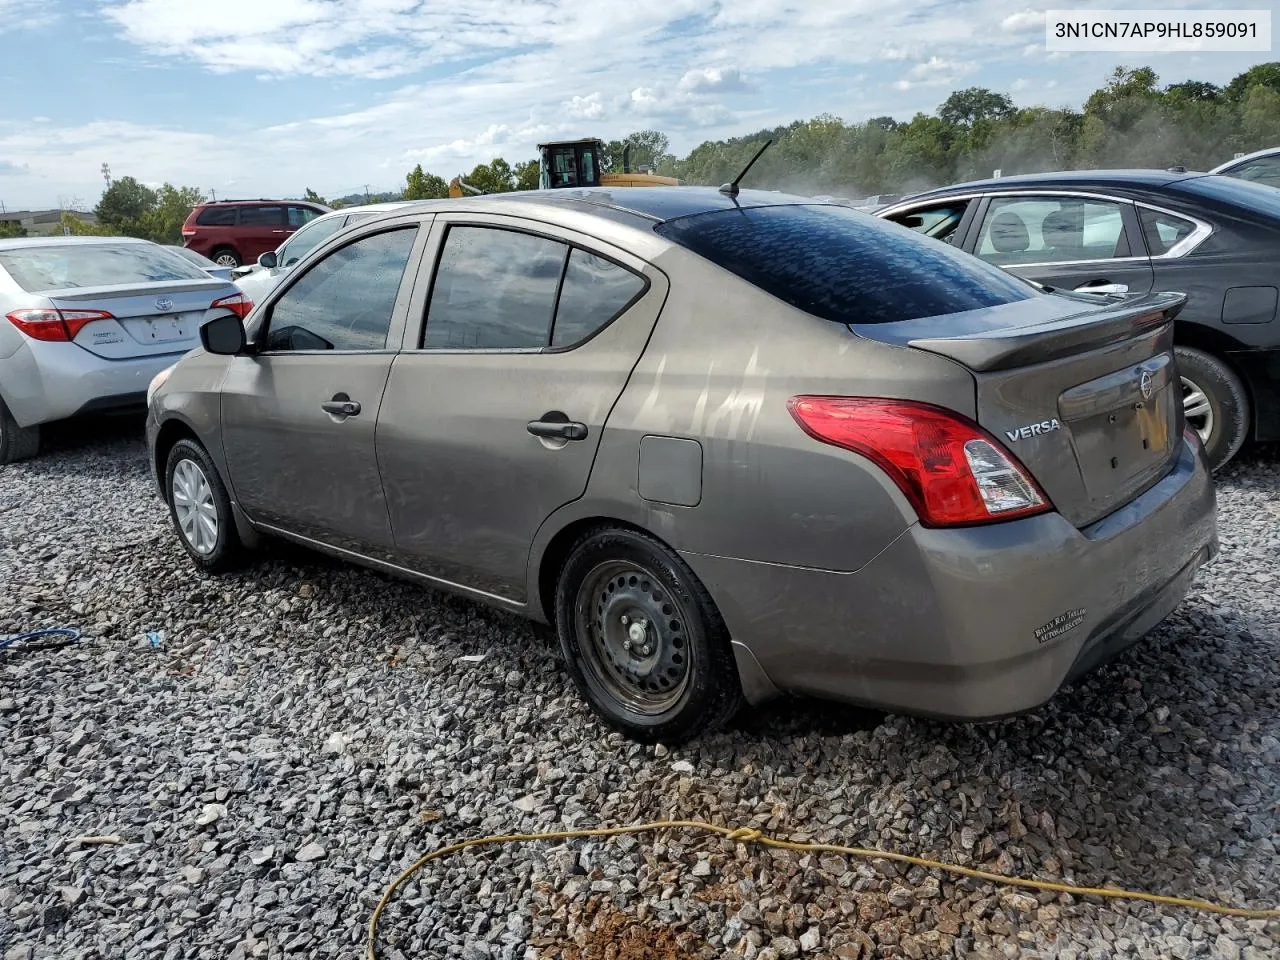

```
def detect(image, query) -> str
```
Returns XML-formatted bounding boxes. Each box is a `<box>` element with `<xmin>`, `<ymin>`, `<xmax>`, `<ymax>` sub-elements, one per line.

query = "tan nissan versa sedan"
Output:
<box><xmin>146</xmin><ymin>187</ymin><xmax>1218</xmax><ymax>744</ymax></box>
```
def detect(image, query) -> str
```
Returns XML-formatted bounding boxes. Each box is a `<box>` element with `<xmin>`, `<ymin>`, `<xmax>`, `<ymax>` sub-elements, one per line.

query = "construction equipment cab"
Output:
<box><xmin>538</xmin><ymin>139</ymin><xmax>680</xmax><ymax>189</ymax></box>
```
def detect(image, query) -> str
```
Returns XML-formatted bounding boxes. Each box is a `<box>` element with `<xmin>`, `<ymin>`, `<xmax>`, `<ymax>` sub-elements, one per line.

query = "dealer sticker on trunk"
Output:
<box><xmin>1035</xmin><ymin>608</ymin><xmax>1086</xmax><ymax>644</ymax></box>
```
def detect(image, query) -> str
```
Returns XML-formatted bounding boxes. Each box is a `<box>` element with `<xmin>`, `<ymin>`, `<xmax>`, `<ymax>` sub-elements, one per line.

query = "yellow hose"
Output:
<box><xmin>366</xmin><ymin>819</ymin><xmax>1279</xmax><ymax>959</ymax></box>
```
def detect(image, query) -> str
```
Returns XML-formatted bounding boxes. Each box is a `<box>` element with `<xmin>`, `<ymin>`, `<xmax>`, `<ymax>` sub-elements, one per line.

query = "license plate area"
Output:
<box><xmin>135</xmin><ymin>314</ymin><xmax>189</xmax><ymax>343</ymax></box>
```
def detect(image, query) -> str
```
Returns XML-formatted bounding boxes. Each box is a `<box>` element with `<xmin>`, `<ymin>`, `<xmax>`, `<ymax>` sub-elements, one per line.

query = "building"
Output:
<box><xmin>0</xmin><ymin>209</ymin><xmax>99</xmax><ymax>237</ymax></box>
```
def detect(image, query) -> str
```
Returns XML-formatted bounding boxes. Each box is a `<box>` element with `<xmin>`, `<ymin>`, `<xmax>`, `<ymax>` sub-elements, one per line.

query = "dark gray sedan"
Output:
<box><xmin>878</xmin><ymin>170</ymin><xmax>1280</xmax><ymax>470</ymax></box>
<box><xmin>146</xmin><ymin>188</ymin><xmax>1218</xmax><ymax>743</ymax></box>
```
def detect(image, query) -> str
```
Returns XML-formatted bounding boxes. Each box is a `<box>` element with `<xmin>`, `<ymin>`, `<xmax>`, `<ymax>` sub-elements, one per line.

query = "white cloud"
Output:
<box><xmin>0</xmin><ymin>0</ymin><xmax>55</xmax><ymax>32</ymax></box>
<box><xmin>1012</xmin><ymin>78</ymin><xmax>1031</xmax><ymax>92</ymax></box>
<box><xmin>563</xmin><ymin>93</ymin><xmax>605</xmax><ymax>121</ymax></box>
<box><xmin>678</xmin><ymin>67</ymin><xmax>755</xmax><ymax>95</ymax></box>
<box><xmin>1001</xmin><ymin>9</ymin><xmax>1046</xmax><ymax>33</ymax></box>
<box><xmin>894</xmin><ymin>56</ymin><xmax>977</xmax><ymax>91</ymax></box>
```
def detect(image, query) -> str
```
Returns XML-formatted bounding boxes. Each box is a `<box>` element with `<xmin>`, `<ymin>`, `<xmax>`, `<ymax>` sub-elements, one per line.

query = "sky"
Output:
<box><xmin>0</xmin><ymin>0</ymin><xmax>1275</xmax><ymax>210</ymax></box>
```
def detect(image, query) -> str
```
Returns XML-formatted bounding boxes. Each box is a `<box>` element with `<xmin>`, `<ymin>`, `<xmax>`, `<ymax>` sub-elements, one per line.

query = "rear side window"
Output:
<box><xmin>655</xmin><ymin>204</ymin><xmax>1035</xmax><ymax>325</ymax></box>
<box><xmin>425</xmin><ymin>227</ymin><xmax>567</xmax><ymax>349</ymax></box>
<box><xmin>197</xmin><ymin>206</ymin><xmax>237</xmax><ymax>226</ymax></box>
<box><xmin>239</xmin><ymin>205</ymin><xmax>285</xmax><ymax>227</ymax></box>
<box><xmin>264</xmin><ymin>228</ymin><xmax>416</xmax><ymax>352</ymax></box>
<box><xmin>1138</xmin><ymin>207</ymin><xmax>1197</xmax><ymax>255</ymax></box>
<box><xmin>0</xmin><ymin>243</ymin><xmax>210</xmax><ymax>292</ymax></box>
<box><xmin>551</xmin><ymin>249</ymin><xmax>646</xmax><ymax>347</ymax></box>
<box><xmin>287</xmin><ymin>206</ymin><xmax>321</xmax><ymax>227</ymax></box>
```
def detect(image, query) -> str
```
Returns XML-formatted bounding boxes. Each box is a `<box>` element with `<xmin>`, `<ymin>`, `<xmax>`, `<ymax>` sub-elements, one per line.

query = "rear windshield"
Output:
<box><xmin>1170</xmin><ymin>174</ymin><xmax>1280</xmax><ymax>219</ymax></box>
<box><xmin>0</xmin><ymin>243</ymin><xmax>211</xmax><ymax>292</ymax></box>
<box><xmin>655</xmin><ymin>203</ymin><xmax>1037</xmax><ymax>324</ymax></box>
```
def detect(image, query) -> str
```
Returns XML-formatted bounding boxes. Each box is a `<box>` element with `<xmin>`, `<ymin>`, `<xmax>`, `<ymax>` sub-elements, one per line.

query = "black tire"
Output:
<box><xmin>0</xmin><ymin>397</ymin><xmax>39</xmax><ymax>464</ymax></box>
<box><xmin>210</xmin><ymin>247</ymin><xmax>241</xmax><ymax>268</ymax></box>
<box><xmin>554</xmin><ymin>527</ymin><xmax>743</xmax><ymax>744</ymax></box>
<box><xmin>164</xmin><ymin>438</ymin><xmax>243</xmax><ymax>572</ymax></box>
<box><xmin>1175</xmin><ymin>346</ymin><xmax>1250</xmax><ymax>471</ymax></box>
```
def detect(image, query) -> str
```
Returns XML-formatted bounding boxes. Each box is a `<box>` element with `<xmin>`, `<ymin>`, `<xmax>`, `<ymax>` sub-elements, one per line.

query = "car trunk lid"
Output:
<box><xmin>45</xmin><ymin>279</ymin><xmax>225</xmax><ymax>360</ymax></box>
<box><xmin>851</xmin><ymin>291</ymin><xmax>1188</xmax><ymax>529</ymax></box>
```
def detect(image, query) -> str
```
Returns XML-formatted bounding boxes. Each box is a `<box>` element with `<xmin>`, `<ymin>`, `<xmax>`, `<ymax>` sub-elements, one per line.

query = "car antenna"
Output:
<box><xmin>719</xmin><ymin>139</ymin><xmax>773</xmax><ymax>197</ymax></box>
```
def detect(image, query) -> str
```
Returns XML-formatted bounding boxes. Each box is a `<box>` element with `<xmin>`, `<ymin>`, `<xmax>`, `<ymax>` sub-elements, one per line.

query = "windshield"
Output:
<box><xmin>0</xmin><ymin>243</ymin><xmax>211</xmax><ymax>292</ymax></box>
<box><xmin>655</xmin><ymin>203</ymin><xmax>1037</xmax><ymax>325</ymax></box>
<box><xmin>1170</xmin><ymin>174</ymin><xmax>1280</xmax><ymax>218</ymax></box>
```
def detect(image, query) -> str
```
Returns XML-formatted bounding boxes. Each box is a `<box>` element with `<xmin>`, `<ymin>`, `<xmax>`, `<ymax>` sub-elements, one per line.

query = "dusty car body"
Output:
<box><xmin>147</xmin><ymin>188</ymin><xmax>1218</xmax><ymax>743</ymax></box>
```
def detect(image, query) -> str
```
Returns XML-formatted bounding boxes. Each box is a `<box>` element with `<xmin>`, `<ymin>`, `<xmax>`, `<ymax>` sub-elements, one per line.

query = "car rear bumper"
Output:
<box><xmin>683</xmin><ymin>435</ymin><xmax>1218</xmax><ymax>717</ymax></box>
<box><xmin>0</xmin><ymin>340</ymin><xmax>188</xmax><ymax>428</ymax></box>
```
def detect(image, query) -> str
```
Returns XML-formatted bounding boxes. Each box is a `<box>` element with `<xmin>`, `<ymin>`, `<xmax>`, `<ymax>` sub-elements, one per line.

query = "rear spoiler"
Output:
<box><xmin>38</xmin><ymin>278</ymin><xmax>228</xmax><ymax>301</ymax></box>
<box><xmin>905</xmin><ymin>291</ymin><xmax>1187</xmax><ymax>372</ymax></box>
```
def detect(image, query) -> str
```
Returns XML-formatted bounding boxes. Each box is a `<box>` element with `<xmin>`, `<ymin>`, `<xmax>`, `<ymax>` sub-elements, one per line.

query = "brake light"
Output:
<box><xmin>181</xmin><ymin>228</ymin><xmax>197</xmax><ymax>238</ymax></box>
<box><xmin>211</xmin><ymin>293</ymin><xmax>252</xmax><ymax>319</ymax></box>
<box><xmin>5</xmin><ymin>308</ymin><xmax>114</xmax><ymax>342</ymax></box>
<box><xmin>788</xmin><ymin>396</ymin><xmax>1051</xmax><ymax>527</ymax></box>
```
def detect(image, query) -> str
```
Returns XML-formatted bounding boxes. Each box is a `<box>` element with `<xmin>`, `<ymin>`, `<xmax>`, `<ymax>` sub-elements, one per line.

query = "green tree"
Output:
<box><xmin>604</xmin><ymin>130</ymin><xmax>674</xmax><ymax>173</ymax></box>
<box><xmin>938</xmin><ymin>88</ymin><xmax>1015</xmax><ymax>127</ymax></box>
<box><xmin>403</xmin><ymin>164</ymin><xmax>448</xmax><ymax>200</ymax></box>
<box><xmin>58</xmin><ymin>212</ymin><xmax>118</xmax><ymax>236</ymax></box>
<box><xmin>463</xmin><ymin>158</ymin><xmax>515</xmax><ymax>194</ymax></box>
<box><xmin>0</xmin><ymin>221</ymin><xmax>25</xmax><ymax>239</ymax></box>
<box><xmin>303</xmin><ymin>187</ymin><xmax>327</xmax><ymax>205</ymax></box>
<box><xmin>513</xmin><ymin>159</ymin><xmax>541</xmax><ymax>191</ymax></box>
<box><xmin>94</xmin><ymin>176</ymin><xmax>157</xmax><ymax>237</ymax></box>
<box><xmin>143</xmin><ymin>184</ymin><xmax>206</xmax><ymax>244</ymax></box>
<box><xmin>1225</xmin><ymin>62</ymin><xmax>1280</xmax><ymax>101</ymax></box>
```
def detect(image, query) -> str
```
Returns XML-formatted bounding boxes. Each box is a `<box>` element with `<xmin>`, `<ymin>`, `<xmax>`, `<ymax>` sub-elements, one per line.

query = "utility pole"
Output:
<box><xmin>364</xmin><ymin>184</ymin><xmax>371</xmax><ymax>202</ymax></box>
<box><xmin>101</xmin><ymin>163</ymin><xmax>112</xmax><ymax>190</ymax></box>
<box><xmin>211</xmin><ymin>188</ymin><xmax>217</xmax><ymax>201</ymax></box>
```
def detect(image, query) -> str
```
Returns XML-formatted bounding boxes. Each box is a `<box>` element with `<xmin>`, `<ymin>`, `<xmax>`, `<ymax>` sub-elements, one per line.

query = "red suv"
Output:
<box><xmin>182</xmin><ymin>200</ymin><xmax>331</xmax><ymax>268</ymax></box>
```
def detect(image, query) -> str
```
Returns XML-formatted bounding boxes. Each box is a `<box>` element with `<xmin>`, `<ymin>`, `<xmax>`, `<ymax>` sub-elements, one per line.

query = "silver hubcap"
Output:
<box><xmin>1181</xmin><ymin>376</ymin><xmax>1214</xmax><ymax>444</ymax></box>
<box><xmin>171</xmin><ymin>458</ymin><xmax>219</xmax><ymax>555</ymax></box>
<box><xmin>214</xmin><ymin>253</ymin><xmax>238</xmax><ymax>267</ymax></box>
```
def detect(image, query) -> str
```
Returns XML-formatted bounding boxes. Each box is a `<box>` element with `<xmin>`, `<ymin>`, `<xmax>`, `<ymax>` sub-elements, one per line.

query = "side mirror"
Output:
<box><xmin>200</xmin><ymin>314</ymin><xmax>247</xmax><ymax>355</ymax></box>
<box><xmin>258</xmin><ymin>251</ymin><xmax>278</xmax><ymax>269</ymax></box>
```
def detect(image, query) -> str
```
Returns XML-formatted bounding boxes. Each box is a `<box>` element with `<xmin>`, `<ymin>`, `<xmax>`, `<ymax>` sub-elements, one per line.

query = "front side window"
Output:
<box><xmin>1138</xmin><ymin>207</ymin><xmax>1197</xmax><ymax>256</ymax></box>
<box><xmin>551</xmin><ymin>249</ymin><xmax>646</xmax><ymax>347</ymax></box>
<box><xmin>279</xmin><ymin>216</ymin><xmax>345</xmax><ymax>267</ymax></box>
<box><xmin>655</xmin><ymin>203</ymin><xmax>1035</xmax><ymax>326</ymax></box>
<box><xmin>887</xmin><ymin>201</ymin><xmax>969</xmax><ymax>244</ymax></box>
<box><xmin>264</xmin><ymin>228</ymin><xmax>416</xmax><ymax>352</ymax></box>
<box><xmin>548</xmin><ymin>148</ymin><xmax>578</xmax><ymax>188</ymax></box>
<box><xmin>239</xmin><ymin>205</ymin><xmax>285</xmax><ymax>227</ymax></box>
<box><xmin>975</xmin><ymin>196</ymin><xmax>1130</xmax><ymax>266</ymax></box>
<box><xmin>425</xmin><ymin>227</ymin><xmax>567</xmax><ymax>349</ymax></box>
<box><xmin>1232</xmin><ymin>156</ymin><xmax>1280</xmax><ymax>188</ymax></box>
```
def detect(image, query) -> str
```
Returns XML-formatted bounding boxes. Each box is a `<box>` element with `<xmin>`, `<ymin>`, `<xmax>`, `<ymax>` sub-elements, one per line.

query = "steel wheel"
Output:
<box><xmin>1181</xmin><ymin>375</ymin><xmax>1214</xmax><ymax>445</ymax></box>
<box><xmin>574</xmin><ymin>559</ymin><xmax>692</xmax><ymax>716</ymax></box>
<box><xmin>171</xmin><ymin>457</ymin><xmax>219</xmax><ymax>555</ymax></box>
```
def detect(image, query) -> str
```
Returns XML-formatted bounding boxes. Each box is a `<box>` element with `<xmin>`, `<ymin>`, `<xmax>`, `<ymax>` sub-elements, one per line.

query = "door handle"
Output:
<box><xmin>271</xmin><ymin>229</ymin><xmax>287</xmax><ymax>234</ymax></box>
<box><xmin>527</xmin><ymin>419</ymin><xmax>588</xmax><ymax>441</ymax></box>
<box><xmin>321</xmin><ymin>398</ymin><xmax>361</xmax><ymax>418</ymax></box>
<box><xmin>1074</xmin><ymin>281</ymin><xmax>1129</xmax><ymax>295</ymax></box>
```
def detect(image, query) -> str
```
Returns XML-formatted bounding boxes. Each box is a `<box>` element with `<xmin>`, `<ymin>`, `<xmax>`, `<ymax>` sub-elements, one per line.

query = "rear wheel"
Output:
<box><xmin>211</xmin><ymin>247</ymin><xmax>241</xmax><ymax>268</ymax></box>
<box><xmin>554</xmin><ymin>527</ymin><xmax>743</xmax><ymax>744</ymax></box>
<box><xmin>0</xmin><ymin>398</ymin><xmax>39</xmax><ymax>464</ymax></box>
<box><xmin>1175</xmin><ymin>346</ymin><xmax>1250</xmax><ymax>471</ymax></box>
<box><xmin>164</xmin><ymin>438</ymin><xmax>242</xmax><ymax>572</ymax></box>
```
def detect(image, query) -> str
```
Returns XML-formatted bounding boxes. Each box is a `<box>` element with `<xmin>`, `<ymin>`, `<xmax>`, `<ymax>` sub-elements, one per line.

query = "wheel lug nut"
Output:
<box><xmin>623</xmin><ymin>640</ymin><xmax>632</xmax><ymax>651</ymax></box>
<box><xmin>621</xmin><ymin>615</ymin><xmax>630</xmax><ymax>626</ymax></box>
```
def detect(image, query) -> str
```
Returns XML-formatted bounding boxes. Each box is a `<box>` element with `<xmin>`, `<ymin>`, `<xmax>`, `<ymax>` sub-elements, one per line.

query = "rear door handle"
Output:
<box><xmin>527</xmin><ymin>419</ymin><xmax>588</xmax><ymax>441</ymax></box>
<box><xmin>1074</xmin><ymin>281</ymin><xmax>1129</xmax><ymax>295</ymax></box>
<box><xmin>321</xmin><ymin>398</ymin><xmax>361</xmax><ymax>418</ymax></box>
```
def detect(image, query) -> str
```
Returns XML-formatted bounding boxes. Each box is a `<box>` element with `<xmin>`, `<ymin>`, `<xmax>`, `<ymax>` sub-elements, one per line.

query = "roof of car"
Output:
<box><xmin>894</xmin><ymin>169</ymin><xmax>1209</xmax><ymax>203</ymax></box>
<box><xmin>198</xmin><ymin>198</ymin><xmax>330</xmax><ymax>207</ymax></box>
<box><xmin>0</xmin><ymin>235</ymin><xmax>154</xmax><ymax>251</ymax></box>
<box><xmin>314</xmin><ymin>200</ymin><xmax>414</xmax><ymax>221</ymax></box>
<box><xmin>397</xmin><ymin>186</ymin><xmax>825</xmax><ymax>225</ymax></box>
<box><xmin>1209</xmin><ymin>146</ymin><xmax>1280</xmax><ymax>173</ymax></box>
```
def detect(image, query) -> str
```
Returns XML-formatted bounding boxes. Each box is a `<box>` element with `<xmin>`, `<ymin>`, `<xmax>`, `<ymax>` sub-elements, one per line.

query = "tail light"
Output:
<box><xmin>181</xmin><ymin>228</ymin><xmax>197</xmax><ymax>238</ymax></box>
<box><xmin>211</xmin><ymin>293</ymin><xmax>252</xmax><ymax>319</ymax></box>
<box><xmin>788</xmin><ymin>396</ymin><xmax>1051</xmax><ymax>527</ymax></box>
<box><xmin>6</xmin><ymin>308</ymin><xmax>114</xmax><ymax>342</ymax></box>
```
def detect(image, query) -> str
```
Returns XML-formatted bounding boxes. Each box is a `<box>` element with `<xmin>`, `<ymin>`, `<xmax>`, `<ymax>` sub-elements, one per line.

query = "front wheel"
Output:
<box><xmin>554</xmin><ymin>527</ymin><xmax>743</xmax><ymax>744</ymax></box>
<box><xmin>1175</xmin><ymin>346</ymin><xmax>1250</xmax><ymax>471</ymax></box>
<box><xmin>211</xmin><ymin>247</ymin><xmax>241</xmax><ymax>268</ymax></box>
<box><xmin>165</xmin><ymin>438</ymin><xmax>242</xmax><ymax>572</ymax></box>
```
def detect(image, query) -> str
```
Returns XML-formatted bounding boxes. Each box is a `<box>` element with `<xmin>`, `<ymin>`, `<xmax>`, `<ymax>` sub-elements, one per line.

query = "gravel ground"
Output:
<box><xmin>1</xmin><ymin>419</ymin><xmax>1278</xmax><ymax>960</ymax></box>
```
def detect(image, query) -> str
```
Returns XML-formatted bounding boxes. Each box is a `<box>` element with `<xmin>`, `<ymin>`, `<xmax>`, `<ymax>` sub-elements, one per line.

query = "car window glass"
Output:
<box><xmin>975</xmin><ymin>197</ymin><xmax>1129</xmax><ymax>266</ymax></box>
<box><xmin>239</xmin><ymin>206</ymin><xmax>285</xmax><ymax>227</ymax></box>
<box><xmin>280</xmin><ymin>217</ymin><xmax>345</xmax><ymax>267</ymax></box>
<box><xmin>1138</xmin><ymin>208</ymin><xmax>1196</xmax><ymax>255</ymax></box>
<box><xmin>197</xmin><ymin>207</ymin><xmax>237</xmax><ymax>227</ymax></box>
<box><xmin>889</xmin><ymin>203</ymin><xmax>968</xmax><ymax>244</ymax></box>
<box><xmin>1233</xmin><ymin>157</ymin><xmax>1280</xmax><ymax>188</ymax></box>
<box><xmin>1173</xmin><ymin>174</ymin><xmax>1280</xmax><ymax>218</ymax></box>
<box><xmin>655</xmin><ymin>204</ymin><xmax>1036</xmax><ymax>326</ymax></box>
<box><xmin>551</xmin><ymin>249</ymin><xmax>645</xmax><ymax>347</ymax></box>
<box><xmin>264</xmin><ymin>227</ymin><xmax>416</xmax><ymax>352</ymax></box>
<box><xmin>0</xmin><ymin>243</ymin><xmax>211</xmax><ymax>292</ymax></box>
<box><xmin>424</xmin><ymin>226</ymin><xmax>567</xmax><ymax>349</ymax></box>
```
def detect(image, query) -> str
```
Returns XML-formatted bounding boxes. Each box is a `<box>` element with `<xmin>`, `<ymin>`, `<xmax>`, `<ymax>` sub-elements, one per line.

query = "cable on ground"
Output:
<box><xmin>0</xmin><ymin>626</ymin><xmax>82</xmax><ymax>653</ymax></box>
<box><xmin>367</xmin><ymin>819</ymin><xmax>1279</xmax><ymax>960</ymax></box>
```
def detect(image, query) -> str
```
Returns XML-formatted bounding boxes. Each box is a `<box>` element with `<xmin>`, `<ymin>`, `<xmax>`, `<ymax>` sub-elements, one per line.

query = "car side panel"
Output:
<box><xmin>525</xmin><ymin>244</ymin><xmax>979</xmax><ymax>617</ymax></box>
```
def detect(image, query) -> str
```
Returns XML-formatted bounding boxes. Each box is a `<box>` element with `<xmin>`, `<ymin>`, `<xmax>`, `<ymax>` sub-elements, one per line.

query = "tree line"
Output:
<box><xmin>48</xmin><ymin>60</ymin><xmax>1280</xmax><ymax>246</ymax></box>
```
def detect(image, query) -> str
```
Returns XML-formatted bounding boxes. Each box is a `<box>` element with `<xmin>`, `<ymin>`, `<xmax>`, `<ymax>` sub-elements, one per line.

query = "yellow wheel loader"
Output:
<box><xmin>447</xmin><ymin>138</ymin><xmax>679</xmax><ymax>198</ymax></box>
